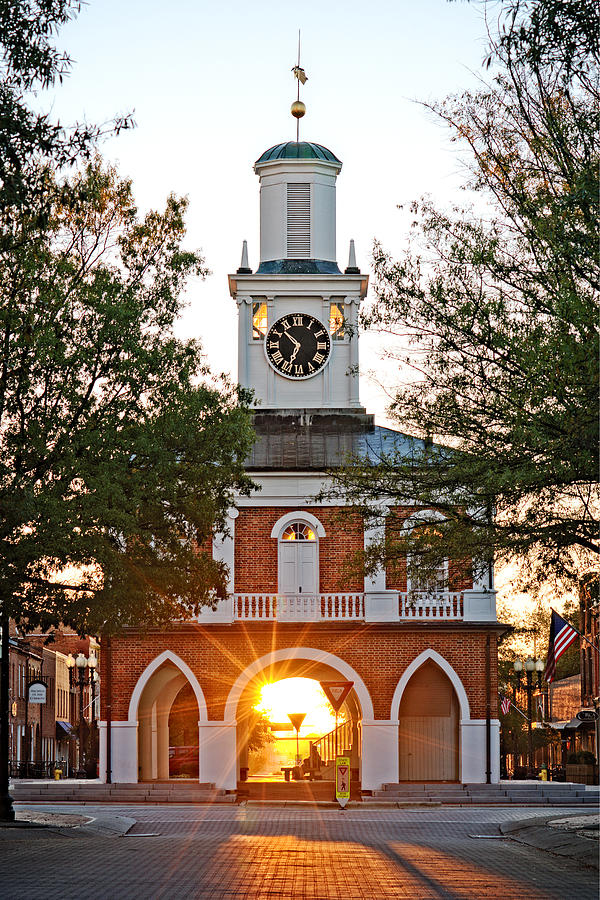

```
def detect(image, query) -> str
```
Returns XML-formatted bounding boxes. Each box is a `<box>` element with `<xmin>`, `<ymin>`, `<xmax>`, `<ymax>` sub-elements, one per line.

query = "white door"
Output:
<box><xmin>278</xmin><ymin>540</ymin><xmax>318</xmax><ymax>594</ymax></box>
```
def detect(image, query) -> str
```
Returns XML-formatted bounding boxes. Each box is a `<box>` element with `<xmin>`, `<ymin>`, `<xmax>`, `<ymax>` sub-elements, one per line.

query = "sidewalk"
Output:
<box><xmin>501</xmin><ymin>813</ymin><xmax>599</xmax><ymax>870</ymax></box>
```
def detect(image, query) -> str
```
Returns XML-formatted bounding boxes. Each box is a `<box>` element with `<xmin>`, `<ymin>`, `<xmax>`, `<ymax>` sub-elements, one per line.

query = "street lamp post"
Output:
<box><xmin>75</xmin><ymin>652</ymin><xmax>97</xmax><ymax>777</ymax></box>
<box><xmin>513</xmin><ymin>656</ymin><xmax>545</xmax><ymax>778</ymax></box>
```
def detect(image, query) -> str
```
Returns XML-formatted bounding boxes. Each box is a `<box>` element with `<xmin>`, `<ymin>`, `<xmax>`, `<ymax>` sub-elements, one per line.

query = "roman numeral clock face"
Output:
<box><xmin>265</xmin><ymin>313</ymin><xmax>331</xmax><ymax>379</ymax></box>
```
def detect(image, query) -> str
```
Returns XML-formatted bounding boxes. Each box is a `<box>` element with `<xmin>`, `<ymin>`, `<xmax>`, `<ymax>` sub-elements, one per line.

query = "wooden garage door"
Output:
<box><xmin>399</xmin><ymin>661</ymin><xmax>459</xmax><ymax>781</ymax></box>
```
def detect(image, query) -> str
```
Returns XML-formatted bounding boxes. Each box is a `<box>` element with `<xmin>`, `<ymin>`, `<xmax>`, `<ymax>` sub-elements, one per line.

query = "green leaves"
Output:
<box><xmin>332</xmin><ymin>1</ymin><xmax>598</xmax><ymax>594</ymax></box>
<box><xmin>0</xmin><ymin>158</ymin><xmax>255</xmax><ymax>632</ymax></box>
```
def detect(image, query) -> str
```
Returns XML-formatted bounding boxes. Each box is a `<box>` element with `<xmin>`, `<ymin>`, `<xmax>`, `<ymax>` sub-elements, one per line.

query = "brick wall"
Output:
<box><xmin>235</xmin><ymin>506</ymin><xmax>363</xmax><ymax>593</ymax></box>
<box><xmin>102</xmin><ymin>623</ymin><xmax>498</xmax><ymax>722</ymax></box>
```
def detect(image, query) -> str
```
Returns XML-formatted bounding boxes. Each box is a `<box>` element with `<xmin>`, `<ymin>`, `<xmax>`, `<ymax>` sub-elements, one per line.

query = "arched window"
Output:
<box><xmin>281</xmin><ymin>522</ymin><xmax>316</xmax><ymax>542</ymax></box>
<box><xmin>273</xmin><ymin>515</ymin><xmax>324</xmax><ymax>595</ymax></box>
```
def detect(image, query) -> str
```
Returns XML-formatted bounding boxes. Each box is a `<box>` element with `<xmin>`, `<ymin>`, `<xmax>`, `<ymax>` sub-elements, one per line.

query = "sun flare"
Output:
<box><xmin>254</xmin><ymin>678</ymin><xmax>341</xmax><ymax>737</ymax></box>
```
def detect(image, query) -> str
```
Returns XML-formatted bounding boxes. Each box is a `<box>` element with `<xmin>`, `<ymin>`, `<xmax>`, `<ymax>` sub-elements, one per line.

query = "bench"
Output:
<box><xmin>281</xmin><ymin>767</ymin><xmax>295</xmax><ymax>781</ymax></box>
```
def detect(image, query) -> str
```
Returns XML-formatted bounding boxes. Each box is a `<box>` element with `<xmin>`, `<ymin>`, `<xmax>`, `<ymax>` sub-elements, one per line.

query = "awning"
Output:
<box><xmin>563</xmin><ymin>717</ymin><xmax>584</xmax><ymax>730</ymax></box>
<box><xmin>56</xmin><ymin>721</ymin><xmax>74</xmax><ymax>739</ymax></box>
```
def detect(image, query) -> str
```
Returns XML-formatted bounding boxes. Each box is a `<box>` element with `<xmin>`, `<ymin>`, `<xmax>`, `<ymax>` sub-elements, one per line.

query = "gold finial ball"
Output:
<box><xmin>291</xmin><ymin>100</ymin><xmax>306</xmax><ymax>119</ymax></box>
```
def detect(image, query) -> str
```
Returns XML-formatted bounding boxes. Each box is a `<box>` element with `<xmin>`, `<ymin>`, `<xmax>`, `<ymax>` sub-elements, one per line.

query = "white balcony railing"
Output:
<box><xmin>398</xmin><ymin>592</ymin><xmax>463</xmax><ymax>620</ymax></box>
<box><xmin>231</xmin><ymin>591</ymin><xmax>466</xmax><ymax>622</ymax></box>
<box><xmin>234</xmin><ymin>593</ymin><xmax>364</xmax><ymax>622</ymax></box>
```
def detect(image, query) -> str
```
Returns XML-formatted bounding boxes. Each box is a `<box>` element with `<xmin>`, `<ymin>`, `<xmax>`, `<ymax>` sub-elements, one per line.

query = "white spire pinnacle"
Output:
<box><xmin>348</xmin><ymin>239</ymin><xmax>356</xmax><ymax>269</ymax></box>
<box><xmin>240</xmin><ymin>240</ymin><xmax>249</xmax><ymax>269</ymax></box>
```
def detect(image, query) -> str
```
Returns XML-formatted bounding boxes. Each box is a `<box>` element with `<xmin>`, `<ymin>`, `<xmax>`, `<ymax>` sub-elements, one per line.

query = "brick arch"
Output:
<box><xmin>127</xmin><ymin>649</ymin><xmax>208</xmax><ymax>723</ymax></box>
<box><xmin>223</xmin><ymin>647</ymin><xmax>374</xmax><ymax>722</ymax></box>
<box><xmin>389</xmin><ymin>649</ymin><xmax>470</xmax><ymax>722</ymax></box>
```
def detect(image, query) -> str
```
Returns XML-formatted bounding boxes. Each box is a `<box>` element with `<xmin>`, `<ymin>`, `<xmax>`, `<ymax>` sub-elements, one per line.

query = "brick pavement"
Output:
<box><xmin>1</xmin><ymin>805</ymin><xmax>598</xmax><ymax>899</ymax></box>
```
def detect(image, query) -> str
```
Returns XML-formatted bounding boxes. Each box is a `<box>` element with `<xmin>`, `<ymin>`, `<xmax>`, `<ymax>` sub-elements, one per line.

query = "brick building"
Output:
<box><xmin>99</xmin><ymin>137</ymin><xmax>503</xmax><ymax>791</ymax></box>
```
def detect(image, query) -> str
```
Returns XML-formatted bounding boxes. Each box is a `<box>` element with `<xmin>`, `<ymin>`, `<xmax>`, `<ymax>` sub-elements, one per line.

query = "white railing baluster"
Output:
<box><xmin>232</xmin><ymin>591</ymin><xmax>464</xmax><ymax>622</ymax></box>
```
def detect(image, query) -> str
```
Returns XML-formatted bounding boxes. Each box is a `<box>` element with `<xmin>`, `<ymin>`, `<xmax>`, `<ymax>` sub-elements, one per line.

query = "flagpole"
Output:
<box><xmin>296</xmin><ymin>31</ymin><xmax>300</xmax><ymax>141</ymax></box>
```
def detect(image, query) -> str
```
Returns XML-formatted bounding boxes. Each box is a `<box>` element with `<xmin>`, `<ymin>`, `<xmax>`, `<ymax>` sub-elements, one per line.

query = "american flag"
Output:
<box><xmin>500</xmin><ymin>695</ymin><xmax>511</xmax><ymax>716</ymax></box>
<box><xmin>544</xmin><ymin>609</ymin><xmax>579</xmax><ymax>683</ymax></box>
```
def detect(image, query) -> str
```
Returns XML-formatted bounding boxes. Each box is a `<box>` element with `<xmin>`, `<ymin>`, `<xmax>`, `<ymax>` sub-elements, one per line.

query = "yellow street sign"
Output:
<box><xmin>335</xmin><ymin>756</ymin><xmax>350</xmax><ymax>808</ymax></box>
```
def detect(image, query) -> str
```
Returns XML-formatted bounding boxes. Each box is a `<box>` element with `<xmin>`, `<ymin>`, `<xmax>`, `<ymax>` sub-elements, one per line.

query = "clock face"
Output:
<box><xmin>265</xmin><ymin>313</ymin><xmax>332</xmax><ymax>379</ymax></box>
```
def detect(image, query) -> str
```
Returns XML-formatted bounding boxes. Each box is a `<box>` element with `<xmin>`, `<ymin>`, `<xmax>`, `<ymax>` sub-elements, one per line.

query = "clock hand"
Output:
<box><xmin>290</xmin><ymin>344</ymin><xmax>299</xmax><ymax>363</ymax></box>
<box><xmin>284</xmin><ymin>331</ymin><xmax>301</xmax><ymax>349</ymax></box>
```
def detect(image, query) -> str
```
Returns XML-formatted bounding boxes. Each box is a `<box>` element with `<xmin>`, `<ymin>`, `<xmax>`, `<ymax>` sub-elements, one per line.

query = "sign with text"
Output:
<box><xmin>576</xmin><ymin>709</ymin><xmax>598</xmax><ymax>722</ymax></box>
<box><xmin>320</xmin><ymin>681</ymin><xmax>354</xmax><ymax>713</ymax></box>
<box><xmin>335</xmin><ymin>756</ymin><xmax>351</xmax><ymax>808</ymax></box>
<box><xmin>28</xmin><ymin>680</ymin><xmax>47</xmax><ymax>704</ymax></box>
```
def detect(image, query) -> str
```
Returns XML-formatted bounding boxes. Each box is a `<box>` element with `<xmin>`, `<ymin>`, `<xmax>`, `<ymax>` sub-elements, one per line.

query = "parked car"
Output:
<box><xmin>168</xmin><ymin>745</ymin><xmax>199</xmax><ymax>777</ymax></box>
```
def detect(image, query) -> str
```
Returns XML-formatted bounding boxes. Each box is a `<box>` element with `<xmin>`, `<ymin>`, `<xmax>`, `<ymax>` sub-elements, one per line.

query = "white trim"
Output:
<box><xmin>127</xmin><ymin>650</ymin><xmax>208</xmax><ymax>723</ymax></box>
<box><xmin>270</xmin><ymin>510</ymin><xmax>326</xmax><ymax>539</ymax></box>
<box><xmin>223</xmin><ymin>647</ymin><xmax>374</xmax><ymax>722</ymax></box>
<box><xmin>390</xmin><ymin>649</ymin><xmax>470</xmax><ymax>721</ymax></box>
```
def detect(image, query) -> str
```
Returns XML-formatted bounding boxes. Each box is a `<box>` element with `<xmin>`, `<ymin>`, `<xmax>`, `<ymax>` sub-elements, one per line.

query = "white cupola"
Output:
<box><xmin>253</xmin><ymin>141</ymin><xmax>342</xmax><ymax>274</ymax></box>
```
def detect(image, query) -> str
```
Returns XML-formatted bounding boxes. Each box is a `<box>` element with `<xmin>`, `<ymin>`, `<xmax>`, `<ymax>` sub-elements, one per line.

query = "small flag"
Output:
<box><xmin>292</xmin><ymin>65</ymin><xmax>308</xmax><ymax>84</ymax></box>
<box><xmin>500</xmin><ymin>695</ymin><xmax>511</xmax><ymax>716</ymax></box>
<box><xmin>544</xmin><ymin>609</ymin><xmax>579</xmax><ymax>683</ymax></box>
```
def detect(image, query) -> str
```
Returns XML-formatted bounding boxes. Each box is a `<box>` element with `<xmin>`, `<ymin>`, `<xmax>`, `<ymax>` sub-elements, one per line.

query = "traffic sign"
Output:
<box><xmin>287</xmin><ymin>713</ymin><xmax>306</xmax><ymax>732</ymax></box>
<box><xmin>320</xmin><ymin>681</ymin><xmax>353</xmax><ymax>713</ymax></box>
<box><xmin>335</xmin><ymin>756</ymin><xmax>351</xmax><ymax>808</ymax></box>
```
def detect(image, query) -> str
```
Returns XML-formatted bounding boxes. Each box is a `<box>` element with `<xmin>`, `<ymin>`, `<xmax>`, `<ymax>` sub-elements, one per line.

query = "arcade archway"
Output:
<box><xmin>129</xmin><ymin>652</ymin><xmax>206</xmax><ymax>782</ymax></box>
<box><xmin>225</xmin><ymin>648</ymin><xmax>373</xmax><ymax>786</ymax></box>
<box><xmin>398</xmin><ymin>659</ymin><xmax>459</xmax><ymax>781</ymax></box>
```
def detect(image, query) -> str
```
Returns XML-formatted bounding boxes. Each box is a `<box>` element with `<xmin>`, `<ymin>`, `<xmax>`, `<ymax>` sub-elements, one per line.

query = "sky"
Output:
<box><xmin>45</xmin><ymin>0</ymin><xmax>497</xmax><ymax>421</ymax></box>
<box><xmin>40</xmin><ymin>0</ymin><xmax>563</xmax><ymax>626</ymax></box>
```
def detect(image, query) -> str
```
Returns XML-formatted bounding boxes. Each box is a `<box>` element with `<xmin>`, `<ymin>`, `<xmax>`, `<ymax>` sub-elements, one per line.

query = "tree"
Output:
<box><xmin>327</xmin><ymin>0</ymin><xmax>598</xmax><ymax>594</ymax></box>
<box><xmin>0</xmin><ymin>0</ymin><xmax>131</xmax><ymax>223</ymax></box>
<box><xmin>0</xmin><ymin>158</ymin><xmax>255</xmax><ymax>632</ymax></box>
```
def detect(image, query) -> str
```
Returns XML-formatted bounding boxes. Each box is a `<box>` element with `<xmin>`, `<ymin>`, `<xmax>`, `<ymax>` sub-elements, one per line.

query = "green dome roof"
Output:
<box><xmin>255</xmin><ymin>141</ymin><xmax>341</xmax><ymax>164</ymax></box>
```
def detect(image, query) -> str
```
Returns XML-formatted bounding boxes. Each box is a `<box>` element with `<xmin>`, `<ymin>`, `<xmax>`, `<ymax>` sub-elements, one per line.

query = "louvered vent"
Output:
<box><xmin>286</xmin><ymin>183</ymin><xmax>310</xmax><ymax>257</ymax></box>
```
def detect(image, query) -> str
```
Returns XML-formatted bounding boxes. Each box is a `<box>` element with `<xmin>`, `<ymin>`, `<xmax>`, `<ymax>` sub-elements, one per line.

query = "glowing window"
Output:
<box><xmin>252</xmin><ymin>301</ymin><xmax>268</xmax><ymax>340</ymax></box>
<box><xmin>329</xmin><ymin>302</ymin><xmax>345</xmax><ymax>340</ymax></box>
<box><xmin>282</xmin><ymin>523</ymin><xmax>316</xmax><ymax>541</ymax></box>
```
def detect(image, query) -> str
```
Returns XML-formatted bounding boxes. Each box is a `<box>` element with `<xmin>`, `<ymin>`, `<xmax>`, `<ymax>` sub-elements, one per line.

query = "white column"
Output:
<box><xmin>199</xmin><ymin>721</ymin><xmax>237</xmax><ymax>789</ymax></box>
<box><xmin>237</xmin><ymin>297</ymin><xmax>251</xmax><ymax>389</ymax></box>
<box><xmin>363</xmin><ymin>507</ymin><xmax>399</xmax><ymax>622</ymax></box>
<box><xmin>98</xmin><ymin>720</ymin><xmax>139</xmax><ymax>783</ymax></box>
<box><xmin>347</xmin><ymin>296</ymin><xmax>360</xmax><ymax>407</ymax></box>
<box><xmin>460</xmin><ymin>719</ymin><xmax>500</xmax><ymax>783</ymax></box>
<box><xmin>361</xmin><ymin>720</ymin><xmax>399</xmax><ymax>790</ymax></box>
<box><xmin>364</xmin><ymin>519</ymin><xmax>386</xmax><ymax>592</ymax></box>
<box><xmin>156</xmin><ymin>706</ymin><xmax>170</xmax><ymax>780</ymax></box>
<box><xmin>200</xmin><ymin>509</ymin><xmax>237</xmax><ymax>623</ymax></box>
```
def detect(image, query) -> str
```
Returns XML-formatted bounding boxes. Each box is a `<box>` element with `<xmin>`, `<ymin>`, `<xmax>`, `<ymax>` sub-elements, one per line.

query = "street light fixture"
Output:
<box><xmin>75</xmin><ymin>653</ymin><xmax>96</xmax><ymax>777</ymax></box>
<box><xmin>513</xmin><ymin>655</ymin><xmax>545</xmax><ymax>777</ymax></box>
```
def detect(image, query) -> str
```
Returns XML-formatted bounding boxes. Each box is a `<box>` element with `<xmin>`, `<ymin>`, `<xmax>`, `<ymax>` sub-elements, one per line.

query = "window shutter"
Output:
<box><xmin>287</xmin><ymin>183</ymin><xmax>310</xmax><ymax>257</ymax></box>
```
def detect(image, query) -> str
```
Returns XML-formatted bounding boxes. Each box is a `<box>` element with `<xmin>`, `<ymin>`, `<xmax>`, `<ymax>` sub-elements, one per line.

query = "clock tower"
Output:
<box><xmin>228</xmin><ymin>140</ymin><xmax>368</xmax><ymax>411</ymax></box>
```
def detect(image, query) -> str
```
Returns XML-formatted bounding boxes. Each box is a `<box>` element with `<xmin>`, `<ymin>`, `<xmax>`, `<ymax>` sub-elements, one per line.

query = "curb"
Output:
<box><xmin>78</xmin><ymin>814</ymin><xmax>137</xmax><ymax>835</ymax></box>
<box><xmin>500</xmin><ymin>815</ymin><xmax>599</xmax><ymax>870</ymax></box>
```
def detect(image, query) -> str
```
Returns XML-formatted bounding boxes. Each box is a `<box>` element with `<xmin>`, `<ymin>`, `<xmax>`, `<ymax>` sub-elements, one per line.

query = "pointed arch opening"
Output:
<box><xmin>396</xmin><ymin>657</ymin><xmax>461</xmax><ymax>782</ymax></box>
<box><xmin>129</xmin><ymin>652</ymin><xmax>207</xmax><ymax>782</ymax></box>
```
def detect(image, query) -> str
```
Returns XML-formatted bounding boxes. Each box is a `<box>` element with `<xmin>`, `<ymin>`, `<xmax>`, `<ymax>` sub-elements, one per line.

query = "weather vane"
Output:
<box><xmin>291</xmin><ymin>30</ymin><xmax>307</xmax><ymax>142</ymax></box>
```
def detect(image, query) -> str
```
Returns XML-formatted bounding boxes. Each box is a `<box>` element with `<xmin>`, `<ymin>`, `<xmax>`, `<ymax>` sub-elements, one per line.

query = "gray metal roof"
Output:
<box><xmin>246</xmin><ymin>411</ymin><xmax>424</xmax><ymax>471</ymax></box>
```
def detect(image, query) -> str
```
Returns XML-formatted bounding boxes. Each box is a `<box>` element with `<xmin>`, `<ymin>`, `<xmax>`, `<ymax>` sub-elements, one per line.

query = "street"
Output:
<box><xmin>1</xmin><ymin>804</ymin><xmax>597</xmax><ymax>899</ymax></box>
